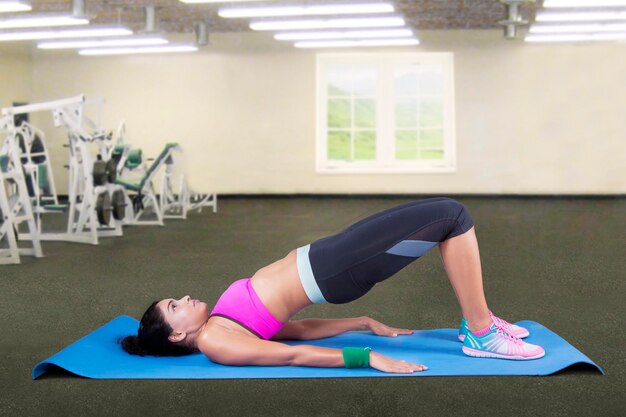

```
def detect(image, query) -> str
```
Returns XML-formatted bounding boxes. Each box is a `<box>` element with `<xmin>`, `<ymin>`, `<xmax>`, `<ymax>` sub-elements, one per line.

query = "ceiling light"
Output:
<box><xmin>275</xmin><ymin>28</ymin><xmax>413</xmax><ymax>41</ymax></box>
<box><xmin>0</xmin><ymin>1</ymin><xmax>31</xmax><ymax>13</ymax></box>
<box><xmin>525</xmin><ymin>32</ymin><xmax>626</xmax><ymax>41</ymax></box>
<box><xmin>251</xmin><ymin>16</ymin><xmax>405</xmax><ymax>31</ymax></box>
<box><xmin>530</xmin><ymin>23</ymin><xmax>626</xmax><ymax>33</ymax></box>
<box><xmin>79</xmin><ymin>44</ymin><xmax>198</xmax><ymax>56</ymax></box>
<box><xmin>294</xmin><ymin>38</ymin><xmax>419</xmax><ymax>48</ymax></box>
<box><xmin>536</xmin><ymin>11</ymin><xmax>626</xmax><ymax>21</ymax></box>
<box><xmin>0</xmin><ymin>26</ymin><xmax>132</xmax><ymax>41</ymax></box>
<box><xmin>543</xmin><ymin>0</ymin><xmax>626</xmax><ymax>6</ymax></box>
<box><xmin>219</xmin><ymin>3</ymin><xmax>394</xmax><ymax>18</ymax></box>
<box><xmin>38</xmin><ymin>36</ymin><xmax>167</xmax><ymax>50</ymax></box>
<box><xmin>0</xmin><ymin>15</ymin><xmax>89</xmax><ymax>30</ymax></box>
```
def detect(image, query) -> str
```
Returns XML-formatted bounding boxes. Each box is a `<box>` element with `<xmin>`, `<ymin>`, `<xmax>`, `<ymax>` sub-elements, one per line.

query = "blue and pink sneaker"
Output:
<box><xmin>462</xmin><ymin>322</ymin><xmax>545</xmax><ymax>360</ymax></box>
<box><xmin>458</xmin><ymin>310</ymin><xmax>530</xmax><ymax>342</ymax></box>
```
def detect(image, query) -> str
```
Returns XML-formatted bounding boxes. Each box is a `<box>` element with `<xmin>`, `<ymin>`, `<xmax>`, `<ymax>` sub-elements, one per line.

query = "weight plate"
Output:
<box><xmin>105</xmin><ymin>159</ymin><xmax>117</xmax><ymax>183</ymax></box>
<box><xmin>93</xmin><ymin>161</ymin><xmax>107</xmax><ymax>186</ymax></box>
<box><xmin>95</xmin><ymin>191</ymin><xmax>112</xmax><ymax>226</ymax></box>
<box><xmin>111</xmin><ymin>189</ymin><xmax>126</xmax><ymax>221</ymax></box>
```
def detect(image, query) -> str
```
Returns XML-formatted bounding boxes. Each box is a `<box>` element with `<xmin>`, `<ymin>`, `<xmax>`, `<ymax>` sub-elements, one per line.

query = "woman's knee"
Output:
<box><xmin>438</xmin><ymin>198</ymin><xmax>474</xmax><ymax>238</ymax></box>
<box><xmin>434</xmin><ymin>197</ymin><xmax>467</xmax><ymax>216</ymax></box>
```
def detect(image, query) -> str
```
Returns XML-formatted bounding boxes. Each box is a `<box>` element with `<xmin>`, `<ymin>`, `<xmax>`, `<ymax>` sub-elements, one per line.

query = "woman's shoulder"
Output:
<box><xmin>197</xmin><ymin>317</ymin><xmax>257</xmax><ymax>355</ymax></box>
<box><xmin>196</xmin><ymin>317</ymin><xmax>260</xmax><ymax>363</ymax></box>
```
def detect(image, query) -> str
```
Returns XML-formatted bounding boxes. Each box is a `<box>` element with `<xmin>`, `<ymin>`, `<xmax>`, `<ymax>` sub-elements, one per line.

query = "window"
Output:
<box><xmin>316</xmin><ymin>53</ymin><xmax>456</xmax><ymax>173</ymax></box>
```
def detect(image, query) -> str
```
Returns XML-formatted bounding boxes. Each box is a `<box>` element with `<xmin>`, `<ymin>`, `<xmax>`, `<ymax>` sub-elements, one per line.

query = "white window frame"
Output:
<box><xmin>316</xmin><ymin>52</ymin><xmax>456</xmax><ymax>174</ymax></box>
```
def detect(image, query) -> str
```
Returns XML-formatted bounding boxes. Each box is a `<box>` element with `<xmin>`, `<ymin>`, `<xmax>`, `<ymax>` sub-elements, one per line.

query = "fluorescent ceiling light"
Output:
<box><xmin>0</xmin><ymin>26</ymin><xmax>132</xmax><ymax>41</ymax></box>
<box><xmin>275</xmin><ymin>28</ymin><xmax>413</xmax><ymax>41</ymax></box>
<box><xmin>530</xmin><ymin>23</ymin><xmax>626</xmax><ymax>33</ymax></box>
<box><xmin>79</xmin><ymin>44</ymin><xmax>198</xmax><ymax>56</ymax></box>
<box><xmin>543</xmin><ymin>0</ymin><xmax>626</xmax><ymax>6</ymax></box>
<box><xmin>251</xmin><ymin>16</ymin><xmax>405</xmax><ymax>31</ymax></box>
<box><xmin>0</xmin><ymin>15</ymin><xmax>89</xmax><ymax>29</ymax></box>
<box><xmin>219</xmin><ymin>3</ymin><xmax>394</xmax><ymax>18</ymax></box>
<box><xmin>38</xmin><ymin>36</ymin><xmax>167</xmax><ymax>50</ymax></box>
<box><xmin>294</xmin><ymin>38</ymin><xmax>419</xmax><ymax>48</ymax></box>
<box><xmin>536</xmin><ymin>11</ymin><xmax>626</xmax><ymax>21</ymax></box>
<box><xmin>525</xmin><ymin>33</ymin><xmax>626</xmax><ymax>42</ymax></box>
<box><xmin>0</xmin><ymin>1</ymin><xmax>31</xmax><ymax>13</ymax></box>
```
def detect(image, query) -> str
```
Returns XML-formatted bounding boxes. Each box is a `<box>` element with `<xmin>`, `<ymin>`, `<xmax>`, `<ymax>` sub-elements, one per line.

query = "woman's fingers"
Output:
<box><xmin>369</xmin><ymin>319</ymin><xmax>414</xmax><ymax>337</ymax></box>
<box><xmin>391</xmin><ymin>365</ymin><xmax>427</xmax><ymax>373</ymax></box>
<box><xmin>399</xmin><ymin>362</ymin><xmax>428</xmax><ymax>373</ymax></box>
<box><xmin>386</xmin><ymin>327</ymin><xmax>413</xmax><ymax>337</ymax></box>
<box><xmin>370</xmin><ymin>352</ymin><xmax>428</xmax><ymax>373</ymax></box>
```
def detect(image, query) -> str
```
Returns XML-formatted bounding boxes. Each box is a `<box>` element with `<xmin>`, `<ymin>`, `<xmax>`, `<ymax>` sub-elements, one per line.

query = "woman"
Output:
<box><xmin>121</xmin><ymin>198</ymin><xmax>545</xmax><ymax>373</ymax></box>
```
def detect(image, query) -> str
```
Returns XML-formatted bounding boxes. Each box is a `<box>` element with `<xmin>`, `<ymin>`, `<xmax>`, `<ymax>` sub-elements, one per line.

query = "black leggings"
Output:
<box><xmin>305</xmin><ymin>197</ymin><xmax>474</xmax><ymax>304</ymax></box>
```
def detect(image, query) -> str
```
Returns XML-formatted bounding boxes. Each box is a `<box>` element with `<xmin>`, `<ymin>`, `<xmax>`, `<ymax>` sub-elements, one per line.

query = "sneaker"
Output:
<box><xmin>458</xmin><ymin>310</ymin><xmax>530</xmax><ymax>342</ymax></box>
<box><xmin>462</xmin><ymin>323</ymin><xmax>545</xmax><ymax>360</ymax></box>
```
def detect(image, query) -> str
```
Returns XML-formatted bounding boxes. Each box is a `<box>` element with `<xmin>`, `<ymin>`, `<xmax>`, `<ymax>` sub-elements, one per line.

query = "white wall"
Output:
<box><xmin>0</xmin><ymin>47</ymin><xmax>32</xmax><ymax>109</ymax></box>
<box><xmin>24</xmin><ymin>31</ymin><xmax>626</xmax><ymax>194</ymax></box>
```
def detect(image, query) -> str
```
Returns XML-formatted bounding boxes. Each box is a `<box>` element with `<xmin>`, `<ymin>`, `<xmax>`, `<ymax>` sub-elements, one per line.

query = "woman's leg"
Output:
<box><xmin>298</xmin><ymin>199</ymin><xmax>546</xmax><ymax>359</ymax></box>
<box><xmin>438</xmin><ymin>226</ymin><xmax>492</xmax><ymax>332</ymax></box>
<box><xmin>305</xmin><ymin>197</ymin><xmax>475</xmax><ymax>304</ymax></box>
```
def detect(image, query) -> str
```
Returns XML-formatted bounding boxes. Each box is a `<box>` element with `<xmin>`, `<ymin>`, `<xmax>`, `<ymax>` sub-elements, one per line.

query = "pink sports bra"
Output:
<box><xmin>209</xmin><ymin>278</ymin><xmax>284</xmax><ymax>340</ymax></box>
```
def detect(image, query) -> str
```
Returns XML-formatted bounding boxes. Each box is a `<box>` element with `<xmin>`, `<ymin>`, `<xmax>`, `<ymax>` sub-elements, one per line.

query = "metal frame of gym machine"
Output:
<box><xmin>113</xmin><ymin>121</ymin><xmax>217</xmax><ymax>223</ymax></box>
<box><xmin>111</xmin><ymin>121</ymin><xmax>165</xmax><ymax>226</ymax></box>
<box><xmin>5</xmin><ymin>95</ymin><xmax>124</xmax><ymax>245</ymax></box>
<box><xmin>13</xmin><ymin>122</ymin><xmax>65</xmax><ymax>233</ymax></box>
<box><xmin>159</xmin><ymin>145</ymin><xmax>217</xmax><ymax>219</ymax></box>
<box><xmin>0</xmin><ymin>112</ymin><xmax>44</xmax><ymax>264</ymax></box>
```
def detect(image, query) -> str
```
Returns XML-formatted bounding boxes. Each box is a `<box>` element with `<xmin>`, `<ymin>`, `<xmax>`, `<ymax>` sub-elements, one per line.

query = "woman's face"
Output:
<box><xmin>157</xmin><ymin>295</ymin><xmax>209</xmax><ymax>338</ymax></box>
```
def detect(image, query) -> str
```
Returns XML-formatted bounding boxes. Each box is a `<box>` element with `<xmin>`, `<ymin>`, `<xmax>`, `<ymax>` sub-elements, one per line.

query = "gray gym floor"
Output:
<box><xmin>1</xmin><ymin>197</ymin><xmax>623</xmax><ymax>416</ymax></box>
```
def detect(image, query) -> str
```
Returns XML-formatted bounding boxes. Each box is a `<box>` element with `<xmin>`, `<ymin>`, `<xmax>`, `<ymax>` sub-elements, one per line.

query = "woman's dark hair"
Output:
<box><xmin>119</xmin><ymin>301</ymin><xmax>199</xmax><ymax>357</ymax></box>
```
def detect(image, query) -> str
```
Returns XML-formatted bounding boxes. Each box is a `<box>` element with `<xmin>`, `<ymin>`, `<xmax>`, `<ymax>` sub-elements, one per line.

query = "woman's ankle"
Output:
<box><xmin>467</xmin><ymin>318</ymin><xmax>493</xmax><ymax>333</ymax></box>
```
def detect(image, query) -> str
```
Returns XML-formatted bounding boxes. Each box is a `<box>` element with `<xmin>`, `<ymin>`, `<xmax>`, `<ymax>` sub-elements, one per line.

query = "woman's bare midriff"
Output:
<box><xmin>203</xmin><ymin>249</ymin><xmax>313</xmax><ymax>340</ymax></box>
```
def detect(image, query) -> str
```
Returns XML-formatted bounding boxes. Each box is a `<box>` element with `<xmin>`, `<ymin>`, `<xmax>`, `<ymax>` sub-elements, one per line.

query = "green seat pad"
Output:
<box><xmin>115</xmin><ymin>143</ymin><xmax>179</xmax><ymax>192</ymax></box>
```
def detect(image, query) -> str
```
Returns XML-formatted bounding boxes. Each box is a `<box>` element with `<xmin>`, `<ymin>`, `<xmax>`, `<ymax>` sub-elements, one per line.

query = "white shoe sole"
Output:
<box><xmin>462</xmin><ymin>346</ymin><xmax>545</xmax><ymax>360</ymax></box>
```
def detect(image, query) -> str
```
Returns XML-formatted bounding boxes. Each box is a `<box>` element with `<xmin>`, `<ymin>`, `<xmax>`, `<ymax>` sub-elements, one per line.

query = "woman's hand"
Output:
<box><xmin>366</xmin><ymin>317</ymin><xmax>413</xmax><ymax>337</ymax></box>
<box><xmin>369</xmin><ymin>351</ymin><xmax>428</xmax><ymax>373</ymax></box>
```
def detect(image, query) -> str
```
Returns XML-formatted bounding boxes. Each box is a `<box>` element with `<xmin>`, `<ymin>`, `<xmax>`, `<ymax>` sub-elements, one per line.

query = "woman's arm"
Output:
<box><xmin>271</xmin><ymin>318</ymin><xmax>366</xmax><ymax>340</ymax></box>
<box><xmin>272</xmin><ymin>317</ymin><xmax>413</xmax><ymax>340</ymax></box>
<box><xmin>295</xmin><ymin>317</ymin><xmax>370</xmax><ymax>340</ymax></box>
<box><xmin>198</xmin><ymin>331</ymin><xmax>427</xmax><ymax>373</ymax></box>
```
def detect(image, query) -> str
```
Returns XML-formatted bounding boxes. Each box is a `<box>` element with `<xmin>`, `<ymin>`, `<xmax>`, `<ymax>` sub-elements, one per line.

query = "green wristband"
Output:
<box><xmin>342</xmin><ymin>347</ymin><xmax>372</xmax><ymax>368</ymax></box>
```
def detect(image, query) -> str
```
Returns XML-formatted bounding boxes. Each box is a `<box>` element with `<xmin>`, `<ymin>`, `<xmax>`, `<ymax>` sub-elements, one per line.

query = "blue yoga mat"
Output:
<box><xmin>32</xmin><ymin>315</ymin><xmax>604</xmax><ymax>379</ymax></box>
